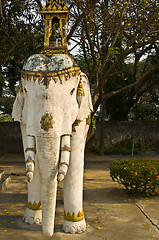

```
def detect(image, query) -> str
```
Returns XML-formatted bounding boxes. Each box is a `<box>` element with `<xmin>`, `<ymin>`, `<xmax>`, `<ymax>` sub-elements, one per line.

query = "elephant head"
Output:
<box><xmin>12</xmin><ymin>53</ymin><xmax>93</xmax><ymax>236</ymax></box>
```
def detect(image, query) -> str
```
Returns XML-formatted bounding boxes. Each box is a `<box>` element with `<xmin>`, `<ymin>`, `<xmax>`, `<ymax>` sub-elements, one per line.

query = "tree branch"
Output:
<box><xmin>103</xmin><ymin>63</ymin><xmax>159</xmax><ymax>101</ymax></box>
<box><xmin>67</xmin><ymin>13</ymin><xmax>84</xmax><ymax>41</ymax></box>
<box><xmin>34</xmin><ymin>0</ymin><xmax>42</xmax><ymax>9</ymax></box>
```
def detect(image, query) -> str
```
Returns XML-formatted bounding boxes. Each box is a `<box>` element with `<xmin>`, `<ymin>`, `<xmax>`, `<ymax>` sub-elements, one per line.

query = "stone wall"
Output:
<box><xmin>1</xmin><ymin>121</ymin><xmax>159</xmax><ymax>154</ymax></box>
<box><xmin>87</xmin><ymin>121</ymin><xmax>159</xmax><ymax>153</ymax></box>
<box><xmin>0</xmin><ymin>122</ymin><xmax>23</xmax><ymax>154</ymax></box>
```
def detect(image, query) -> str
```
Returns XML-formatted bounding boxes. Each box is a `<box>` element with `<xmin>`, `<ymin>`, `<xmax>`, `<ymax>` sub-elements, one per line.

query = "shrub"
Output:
<box><xmin>0</xmin><ymin>114</ymin><xmax>13</xmax><ymax>122</ymax></box>
<box><xmin>105</xmin><ymin>146</ymin><xmax>139</xmax><ymax>155</ymax></box>
<box><xmin>110</xmin><ymin>159</ymin><xmax>159</xmax><ymax>196</ymax></box>
<box><xmin>93</xmin><ymin>146</ymin><xmax>139</xmax><ymax>155</ymax></box>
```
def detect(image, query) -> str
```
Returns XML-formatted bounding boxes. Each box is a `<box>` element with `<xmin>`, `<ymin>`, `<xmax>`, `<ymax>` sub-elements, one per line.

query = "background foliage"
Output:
<box><xmin>110</xmin><ymin>159</ymin><xmax>159</xmax><ymax>196</ymax></box>
<box><xmin>0</xmin><ymin>0</ymin><xmax>159</xmax><ymax>125</ymax></box>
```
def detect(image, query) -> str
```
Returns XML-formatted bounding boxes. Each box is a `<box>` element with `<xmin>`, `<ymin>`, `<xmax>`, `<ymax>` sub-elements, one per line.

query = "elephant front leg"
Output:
<box><xmin>20</xmin><ymin>127</ymin><xmax>42</xmax><ymax>225</ymax></box>
<box><xmin>23</xmin><ymin>155</ymin><xmax>42</xmax><ymax>225</ymax></box>
<box><xmin>63</xmin><ymin>120</ymin><xmax>87</xmax><ymax>234</ymax></box>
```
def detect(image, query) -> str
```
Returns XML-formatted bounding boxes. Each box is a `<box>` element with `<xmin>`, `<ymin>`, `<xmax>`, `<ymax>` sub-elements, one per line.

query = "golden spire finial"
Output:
<box><xmin>45</xmin><ymin>0</ymin><xmax>68</xmax><ymax>11</ymax></box>
<box><xmin>41</xmin><ymin>0</ymin><xmax>69</xmax><ymax>56</ymax></box>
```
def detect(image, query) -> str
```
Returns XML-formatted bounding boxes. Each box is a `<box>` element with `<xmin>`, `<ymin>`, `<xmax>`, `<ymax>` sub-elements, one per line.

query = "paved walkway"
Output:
<box><xmin>0</xmin><ymin>153</ymin><xmax>159</xmax><ymax>240</ymax></box>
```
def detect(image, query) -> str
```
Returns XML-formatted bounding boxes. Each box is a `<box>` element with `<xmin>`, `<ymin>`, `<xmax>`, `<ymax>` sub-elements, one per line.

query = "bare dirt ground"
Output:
<box><xmin>0</xmin><ymin>153</ymin><xmax>159</xmax><ymax>240</ymax></box>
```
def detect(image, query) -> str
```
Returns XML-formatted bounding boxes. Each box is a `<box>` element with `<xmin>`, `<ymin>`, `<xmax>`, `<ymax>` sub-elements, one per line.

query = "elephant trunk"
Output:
<box><xmin>37</xmin><ymin>134</ymin><xmax>60</xmax><ymax>237</ymax></box>
<box><xmin>42</xmin><ymin>176</ymin><xmax>57</xmax><ymax>237</ymax></box>
<box><xmin>25</xmin><ymin>135</ymin><xmax>36</xmax><ymax>182</ymax></box>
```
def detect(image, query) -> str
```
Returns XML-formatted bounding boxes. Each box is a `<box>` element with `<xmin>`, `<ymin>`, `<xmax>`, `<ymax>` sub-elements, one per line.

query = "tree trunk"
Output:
<box><xmin>100</xmin><ymin>99</ymin><xmax>106</xmax><ymax>155</ymax></box>
<box><xmin>0</xmin><ymin>84</ymin><xmax>2</xmax><ymax>97</ymax></box>
<box><xmin>0</xmin><ymin>66</ymin><xmax>3</xmax><ymax>97</ymax></box>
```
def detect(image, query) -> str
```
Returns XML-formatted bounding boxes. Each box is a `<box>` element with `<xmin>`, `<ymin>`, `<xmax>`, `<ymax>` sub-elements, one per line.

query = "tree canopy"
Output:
<box><xmin>0</xmin><ymin>0</ymin><xmax>159</xmax><ymax>121</ymax></box>
<box><xmin>67</xmin><ymin>0</ymin><xmax>159</xmax><ymax>113</ymax></box>
<box><xmin>0</xmin><ymin>0</ymin><xmax>43</xmax><ymax>97</ymax></box>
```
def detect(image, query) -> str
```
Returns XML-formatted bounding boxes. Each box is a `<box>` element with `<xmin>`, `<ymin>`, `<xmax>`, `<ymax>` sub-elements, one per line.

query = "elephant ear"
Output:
<box><xmin>12</xmin><ymin>90</ymin><xmax>24</xmax><ymax>122</ymax></box>
<box><xmin>76</xmin><ymin>73</ymin><xmax>93</xmax><ymax>120</ymax></box>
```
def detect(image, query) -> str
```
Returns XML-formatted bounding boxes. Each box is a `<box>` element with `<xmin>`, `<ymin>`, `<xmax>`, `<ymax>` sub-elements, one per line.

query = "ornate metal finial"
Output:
<box><xmin>45</xmin><ymin>0</ymin><xmax>67</xmax><ymax>10</ymax></box>
<box><xmin>41</xmin><ymin>0</ymin><xmax>69</xmax><ymax>56</ymax></box>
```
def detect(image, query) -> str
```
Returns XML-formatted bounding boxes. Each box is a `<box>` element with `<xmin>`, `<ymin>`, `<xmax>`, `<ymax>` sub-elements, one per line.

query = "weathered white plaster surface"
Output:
<box><xmin>12</xmin><ymin>53</ymin><xmax>93</xmax><ymax>237</ymax></box>
<box><xmin>23</xmin><ymin>54</ymin><xmax>76</xmax><ymax>72</ymax></box>
<box><xmin>63</xmin><ymin>120</ymin><xmax>87</xmax><ymax>233</ymax></box>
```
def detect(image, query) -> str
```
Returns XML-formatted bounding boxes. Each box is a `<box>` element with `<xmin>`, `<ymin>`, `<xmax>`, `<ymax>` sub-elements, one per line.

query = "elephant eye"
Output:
<box><xmin>70</xmin><ymin>88</ymin><xmax>75</xmax><ymax>95</ymax></box>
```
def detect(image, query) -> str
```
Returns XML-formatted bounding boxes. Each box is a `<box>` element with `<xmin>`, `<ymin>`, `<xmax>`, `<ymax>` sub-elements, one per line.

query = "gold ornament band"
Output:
<box><xmin>25</xmin><ymin>148</ymin><xmax>36</xmax><ymax>153</ymax></box>
<box><xmin>72</xmin><ymin>120</ymin><xmax>81</xmax><ymax>132</ymax></box>
<box><xmin>40</xmin><ymin>113</ymin><xmax>55</xmax><ymax>131</ymax></box>
<box><xmin>27</xmin><ymin>201</ymin><xmax>42</xmax><ymax>210</ymax></box>
<box><xmin>59</xmin><ymin>162</ymin><xmax>69</xmax><ymax>168</ymax></box>
<box><xmin>25</xmin><ymin>159</ymin><xmax>35</xmax><ymax>165</ymax></box>
<box><xmin>86</xmin><ymin>115</ymin><xmax>91</xmax><ymax>125</ymax></box>
<box><xmin>26</xmin><ymin>170</ymin><xmax>34</xmax><ymax>174</ymax></box>
<box><xmin>17</xmin><ymin>81</ymin><xmax>23</xmax><ymax>93</ymax></box>
<box><xmin>64</xmin><ymin>210</ymin><xmax>84</xmax><ymax>222</ymax></box>
<box><xmin>41</xmin><ymin>48</ymin><xmax>68</xmax><ymax>56</ymax></box>
<box><xmin>60</xmin><ymin>147</ymin><xmax>71</xmax><ymax>152</ymax></box>
<box><xmin>77</xmin><ymin>79</ymin><xmax>85</xmax><ymax>96</ymax></box>
<box><xmin>21</xmin><ymin>67</ymin><xmax>81</xmax><ymax>85</ymax></box>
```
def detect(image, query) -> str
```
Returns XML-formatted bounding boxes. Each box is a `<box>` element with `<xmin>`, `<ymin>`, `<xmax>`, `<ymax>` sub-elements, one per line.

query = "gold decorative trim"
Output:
<box><xmin>25</xmin><ymin>148</ymin><xmax>36</xmax><ymax>153</ymax></box>
<box><xmin>40</xmin><ymin>0</ymin><xmax>69</xmax><ymax>56</ymax></box>
<box><xmin>86</xmin><ymin>115</ymin><xmax>91</xmax><ymax>125</ymax></box>
<box><xmin>40</xmin><ymin>113</ymin><xmax>55</xmax><ymax>131</ymax></box>
<box><xmin>21</xmin><ymin>67</ymin><xmax>80</xmax><ymax>76</ymax></box>
<box><xmin>17</xmin><ymin>81</ymin><xmax>23</xmax><ymax>93</ymax></box>
<box><xmin>59</xmin><ymin>162</ymin><xmax>69</xmax><ymax>168</ymax></box>
<box><xmin>21</xmin><ymin>67</ymin><xmax>81</xmax><ymax>85</ymax></box>
<box><xmin>60</xmin><ymin>147</ymin><xmax>71</xmax><ymax>152</ymax></box>
<box><xmin>64</xmin><ymin>210</ymin><xmax>84</xmax><ymax>222</ymax></box>
<box><xmin>26</xmin><ymin>170</ymin><xmax>34</xmax><ymax>174</ymax></box>
<box><xmin>72</xmin><ymin>120</ymin><xmax>81</xmax><ymax>132</ymax></box>
<box><xmin>41</xmin><ymin>9</ymin><xmax>69</xmax><ymax>14</ymax></box>
<box><xmin>27</xmin><ymin>201</ymin><xmax>42</xmax><ymax>210</ymax></box>
<box><xmin>25</xmin><ymin>159</ymin><xmax>35</xmax><ymax>165</ymax></box>
<box><xmin>41</xmin><ymin>48</ymin><xmax>68</xmax><ymax>56</ymax></box>
<box><xmin>41</xmin><ymin>0</ymin><xmax>69</xmax><ymax>13</ymax></box>
<box><xmin>77</xmin><ymin>79</ymin><xmax>85</xmax><ymax>96</ymax></box>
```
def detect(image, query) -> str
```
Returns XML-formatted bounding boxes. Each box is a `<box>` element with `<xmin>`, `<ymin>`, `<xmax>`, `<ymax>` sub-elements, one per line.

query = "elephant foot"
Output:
<box><xmin>62</xmin><ymin>219</ymin><xmax>86</xmax><ymax>234</ymax></box>
<box><xmin>23</xmin><ymin>208</ymin><xmax>42</xmax><ymax>225</ymax></box>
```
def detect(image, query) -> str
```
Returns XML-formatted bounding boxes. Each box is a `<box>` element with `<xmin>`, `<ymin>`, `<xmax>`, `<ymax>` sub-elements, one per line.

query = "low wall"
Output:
<box><xmin>1</xmin><ymin>121</ymin><xmax>159</xmax><ymax>154</ymax></box>
<box><xmin>0</xmin><ymin>122</ymin><xmax>23</xmax><ymax>154</ymax></box>
<box><xmin>87</xmin><ymin>121</ymin><xmax>159</xmax><ymax>153</ymax></box>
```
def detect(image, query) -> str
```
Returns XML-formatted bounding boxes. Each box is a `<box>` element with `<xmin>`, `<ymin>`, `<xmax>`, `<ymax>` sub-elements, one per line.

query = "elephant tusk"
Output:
<box><xmin>57</xmin><ymin>135</ymin><xmax>71</xmax><ymax>182</ymax></box>
<box><xmin>26</xmin><ymin>156</ymin><xmax>35</xmax><ymax>182</ymax></box>
<box><xmin>57</xmin><ymin>173</ymin><xmax>65</xmax><ymax>182</ymax></box>
<box><xmin>58</xmin><ymin>162</ymin><xmax>70</xmax><ymax>181</ymax></box>
<box><xmin>25</xmin><ymin>159</ymin><xmax>35</xmax><ymax>164</ymax></box>
<box><xmin>59</xmin><ymin>162</ymin><xmax>69</xmax><ymax>168</ymax></box>
<box><xmin>25</xmin><ymin>136</ymin><xmax>36</xmax><ymax>183</ymax></box>
<box><xmin>26</xmin><ymin>172</ymin><xmax>34</xmax><ymax>182</ymax></box>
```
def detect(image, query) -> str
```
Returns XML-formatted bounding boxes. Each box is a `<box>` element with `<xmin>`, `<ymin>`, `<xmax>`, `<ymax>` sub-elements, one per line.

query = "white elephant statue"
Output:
<box><xmin>12</xmin><ymin>54</ymin><xmax>93</xmax><ymax>237</ymax></box>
